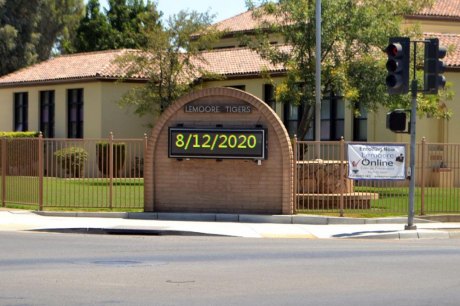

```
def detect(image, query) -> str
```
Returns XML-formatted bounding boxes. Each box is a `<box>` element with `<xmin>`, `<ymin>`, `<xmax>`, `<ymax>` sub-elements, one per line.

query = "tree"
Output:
<box><xmin>39</xmin><ymin>0</ymin><xmax>85</xmax><ymax>57</ymax></box>
<box><xmin>0</xmin><ymin>0</ymin><xmax>40</xmax><ymax>76</ymax></box>
<box><xmin>246</xmin><ymin>0</ymin><xmax>448</xmax><ymax>139</ymax></box>
<box><xmin>73</xmin><ymin>0</ymin><xmax>161</xmax><ymax>52</ymax></box>
<box><xmin>73</xmin><ymin>0</ymin><xmax>112</xmax><ymax>52</ymax></box>
<box><xmin>116</xmin><ymin>10</ymin><xmax>220</xmax><ymax>119</ymax></box>
<box><xmin>0</xmin><ymin>0</ymin><xmax>84</xmax><ymax>76</ymax></box>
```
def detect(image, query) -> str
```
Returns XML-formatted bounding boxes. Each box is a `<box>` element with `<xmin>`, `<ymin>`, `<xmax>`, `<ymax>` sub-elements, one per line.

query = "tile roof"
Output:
<box><xmin>0</xmin><ymin>49</ymin><xmax>146</xmax><ymax>87</ymax></box>
<box><xmin>216</xmin><ymin>0</ymin><xmax>460</xmax><ymax>35</ymax></box>
<box><xmin>428</xmin><ymin>33</ymin><xmax>460</xmax><ymax>68</ymax></box>
<box><xmin>0</xmin><ymin>34</ymin><xmax>459</xmax><ymax>88</ymax></box>
<box><xmin>410</xmin><ymin>0</ymin><xmax>460</xmax><ymax>19</ymax></box>
<box><xmin>200</xmin><ymin>47</ymin><xmax>286</xmax><ymax>77</ymax></box>
<box><xmin>214</xmin><ymin>9</ymin><xmax>284</xmax><ymax>35</ymax></box>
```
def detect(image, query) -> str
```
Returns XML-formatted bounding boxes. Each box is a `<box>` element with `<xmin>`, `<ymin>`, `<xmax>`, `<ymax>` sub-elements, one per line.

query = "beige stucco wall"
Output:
<box><xmin>404</xmin><ymin>19</ymin><xmax>460</xmax><ymax>35</ymax></box>
<box><xmin>100</xmin><ymin>82</ymin><xmax>152</xmax><ymax>138</ymax></box>
<box><xmin>203</xmin><ymin>77</ymin><xmax>285</xmax><ymax>117</ymax></box>
<box><xmin>0</xmin><ymin>81</ymin><xmax>150</xmax><ymax>139</ymax></box>
<box><xmin>212</xmin><ymin>33</ymin><xmax>285</xmax><ymax>49</ymax></box>
<box><xmin>0</xmin><ymin>88</ymin><xmax>14</xmax><ymax>132</ymax></box>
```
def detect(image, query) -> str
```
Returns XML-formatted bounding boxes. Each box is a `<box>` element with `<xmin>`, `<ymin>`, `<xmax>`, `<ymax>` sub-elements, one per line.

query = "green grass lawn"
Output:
<box><xmin>297</xmin><ymin>186</ymin><xmax>460</xmax><ymax>218</ymax></box>
<box><xmin>3</xmin><ymin>176</ymin><xmax>460</xmax><ymax>216</ymax></box>
<box><xmin>1</xmin><ymin>176</ymin><xmax>144</xmax><ymax>211</ymax></box>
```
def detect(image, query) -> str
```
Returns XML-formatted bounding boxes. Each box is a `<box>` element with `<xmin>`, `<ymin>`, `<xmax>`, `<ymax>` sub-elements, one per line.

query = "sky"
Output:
<box><xmin>96</xmin><ymin>0</ymin><xmax>249</xmax><ymax>23</ymax></box>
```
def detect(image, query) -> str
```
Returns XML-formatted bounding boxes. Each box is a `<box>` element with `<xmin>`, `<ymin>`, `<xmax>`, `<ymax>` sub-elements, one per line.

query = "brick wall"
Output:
<box><xmin>144</xmin><ymin>87</ymin><xmax>293</xmax><ymax>214</ymax></box>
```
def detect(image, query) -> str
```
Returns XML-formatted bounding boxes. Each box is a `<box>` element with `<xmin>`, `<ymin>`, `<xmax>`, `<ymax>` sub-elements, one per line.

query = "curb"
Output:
<box><xmin>343</xmin><ymin>229</ymin><xmax>452</xmax><ymax>240</ymax></box>
<box><xmin>33</xmin><ymin>211</ymin><xmax>433</xmax><ymax>225</ymax></box>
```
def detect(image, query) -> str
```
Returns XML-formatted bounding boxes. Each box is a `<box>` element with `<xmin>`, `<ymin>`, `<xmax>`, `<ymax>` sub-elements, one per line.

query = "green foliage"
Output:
<box><xmin>96</xmin><ymin>142</ymin><xmax>126</xmax><ymax>177</ymax></box>
<box><xmin>245</xmin><ymin>0</ymin><xmax>452</xmax><ymax>139</ymax></box>
<box><xmin>0</xmin><ymin>0</ymin><xmax>84</xmax><ymax>76</ymax></box>
<box><xmin>0</xmin><ymin>131</ymin><xmax>39</xmax><ymax>138</ymax></box>
<box><xmin>73</xmin><ymin>0</ymin><xmax>113</xmax><ymax>52</ymax></box>
<box><xmin>116</xmin><ymin>10</ymin><xmax>221</xmax><ymax>117</ymax></box>
<box><xmin>0</xmin><ymin>132</ymin><xmax>39</xmax><ymax>172</ymax></box>
<box><xmin>38</xmin><ymin>0</ymin><xmax>85</xmax><ymax>57</ymax></box>
<box><xmin>73</xmin><ymin>0</ymin><xmax>161</xmax><ymax>52</ymax></box>
<box><xmin>54</xmin><ymin>146</ymin><xmax>88</xmax><ymax>178</ymax></box>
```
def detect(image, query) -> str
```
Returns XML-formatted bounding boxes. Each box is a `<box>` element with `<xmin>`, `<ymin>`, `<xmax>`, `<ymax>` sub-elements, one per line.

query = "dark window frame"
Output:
<box><xmin>14</xmin><ymin>92</ymin><xmax>28</xmax><ymax>131</ymax></box>
<box><xmin>263</xmin><ymin>84</ymin><xmax>276</xmax><ymax>111</ymax></box>
<box><xmin>40</xmin><ymin>90</ymin><xmax>55</xmax><ymax>138</ymax></box>
<box><xmin>67</xmin><ymin>88</ymin><xmax>84</xmax><ymax>139</ymax></box>
<box><xmin>304</xmin><ymin>92</ymin><xmax>345</xmax><ymax>141</ymax></box>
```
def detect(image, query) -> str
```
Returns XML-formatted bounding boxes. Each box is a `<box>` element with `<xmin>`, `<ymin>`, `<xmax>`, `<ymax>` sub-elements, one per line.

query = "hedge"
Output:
<box><xmin>0</xmin><ymin>131</ymin><xmax>39</xmax><ymax>138</ymax></box>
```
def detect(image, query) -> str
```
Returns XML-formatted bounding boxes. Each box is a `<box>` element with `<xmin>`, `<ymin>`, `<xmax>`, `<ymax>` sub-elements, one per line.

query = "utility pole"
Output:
<box><xmin>314</xmin><ymin>0</ymin><xmax>321</xmax><ymax>157</ymax></box>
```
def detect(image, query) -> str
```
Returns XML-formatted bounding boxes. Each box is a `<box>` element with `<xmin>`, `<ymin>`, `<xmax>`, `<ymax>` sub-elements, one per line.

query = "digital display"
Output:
<box><xmin>169</xmin><ymin>127</ymin><xmax>266</xmax><ymax>159</ymax></box>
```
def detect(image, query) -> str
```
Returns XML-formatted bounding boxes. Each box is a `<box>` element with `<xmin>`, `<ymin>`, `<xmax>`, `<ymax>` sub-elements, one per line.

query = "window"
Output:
<box><xmin>67</xmin><ymin>88</ymin><xmax>84</xmax><ymax>138</ymax></box>
<box><xmin>263</xmin><ymin>84</ymin><xmax>276</xmax><ymax>110</ymax></box>
<box><xmin>304</xmin><ymin>92</ymin><xmax>345</xmax><ymax>140</ymax></box>
<box><xmin>40</xmin><ymin>91</ymin><xmax>55</xmax><ymax>138</ymax></box>
<box><xmin>284</xmin><ymin>103</ymin><xmax>299</xmax><ymax>137</ymax></box>
<box><xmin>320</xmin><ymin>93</ymin><xmax>344</xmax><ymax>140</ymax></box>
<box><xmin>14</xmin><ymin>92</ymin><xmax>28</xmax><ymax>131</ymax></box>
<box><xmin>353</xmin><ymin>103</ymin><xmax>368</xmax><ymax>141</ymax></box>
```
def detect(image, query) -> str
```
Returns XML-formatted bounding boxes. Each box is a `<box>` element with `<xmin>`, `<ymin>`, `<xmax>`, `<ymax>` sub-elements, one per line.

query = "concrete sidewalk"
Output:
<box><xmin>1</xmin><ymin>209</ymin><xmax>460</xmax><ymax>239</ymax></box>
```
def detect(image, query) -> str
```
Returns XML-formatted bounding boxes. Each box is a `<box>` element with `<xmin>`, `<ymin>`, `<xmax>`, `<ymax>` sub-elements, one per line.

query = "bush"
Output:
<box><xmin>0</xmin><ymin>131</ymin><xmax>39</xmax><ymax>175</ymax></box>
<box><xmin>0</xmin><ymin>131</ymin><xmax>39</xmax><ymax>138</ymax></box>
<box><xmin>96</xmin><ymin>142</ymin><xmax>126</xmax><ymax>177</ymax></box>
<box><xmin>54</xmin><ymin>147</ymin><xmax>88</xmax><ymax>178</ymax></box>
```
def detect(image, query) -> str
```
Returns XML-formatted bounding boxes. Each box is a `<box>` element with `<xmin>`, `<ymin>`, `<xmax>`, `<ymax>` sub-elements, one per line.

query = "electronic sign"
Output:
<box><xmin>169</xmin><ymin>127</ymin><xmax>267</xmax><ymax>159</ymax></box>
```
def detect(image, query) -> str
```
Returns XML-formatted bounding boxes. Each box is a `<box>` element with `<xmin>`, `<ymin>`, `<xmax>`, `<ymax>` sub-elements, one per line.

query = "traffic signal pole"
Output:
<box><xmin>385</xmin><ymin>37</ymin><xmax>446</xmax><ymax>230</ymax></box>
<box><xmin>406</xmin><ymin>59</ymin><xmax>418</xmax><ymax>230</ymax></box>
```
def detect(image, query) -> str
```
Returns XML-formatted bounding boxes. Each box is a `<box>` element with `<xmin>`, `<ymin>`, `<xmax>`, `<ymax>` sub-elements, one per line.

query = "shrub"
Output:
<box><xmin>96</xmin><ymin>142</ymin><xmax>126</xmax><ymax>177</ymax></box>
<box><xmin>0</xmin><ymin>131</ymin><xmax>39</xmax><ymax>175</ymax></box>
<box><xmin>54</xmin><ymin>146</ymin><xmax>88</xmax><ymax>178</ymax></box>
<box><xmin>0</xmin><ymin>131</ymin><xmax>39</xmax><ymax>138</ymax></box>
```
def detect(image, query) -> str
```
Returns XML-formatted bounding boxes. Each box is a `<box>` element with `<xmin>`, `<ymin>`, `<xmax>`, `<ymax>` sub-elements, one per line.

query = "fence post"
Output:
<box><xmin>293</xmin><ymin>135</ymin><xmax>298</xmax><ymax>214</ymax></box>
<box><xmin>143</xmin><ymin>133</ymin><xmax>148</xmax><ymax>178</ymax></box>
<box><xmin>339</xmin><ymin>137</ymin><xmax>345</xmax><ymax>217</ymax></box>
<box><xmin>38</xmin><ymin>133</ymin><xmax>44</xmax><ymax>211</ymax></box>
<box><xmin>1</xmin><ymin>137</ymin><xmax>6</xmax><ymax>207</ymax></box>
<box><xmin>109</xmin><ymin>132</ymin><xmax>114</xmax><ymax>210</ymax></box>
<box><xmin>420</xmin><ymin>137</ymin><xmax>426</xmax><ymax>215</ymax></box>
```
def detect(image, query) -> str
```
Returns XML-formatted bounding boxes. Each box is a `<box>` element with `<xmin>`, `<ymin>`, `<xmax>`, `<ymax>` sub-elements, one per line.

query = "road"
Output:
<box><xmin>1</xmin><ymin>231</ymin><xmax>460</xmax><ymax>305</ymax></box>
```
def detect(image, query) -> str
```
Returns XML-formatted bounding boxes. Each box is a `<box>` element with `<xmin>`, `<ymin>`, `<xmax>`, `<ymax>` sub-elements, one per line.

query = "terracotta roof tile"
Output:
<box><xmin>200</xmin><ymin>47</ymin><xmax>286</xmax><ymax>76</ymax></box>
<box><xmin>216</xmin><ymin>0</ymin><xmax>460</xmax><ymax>35</ymax></box>
<box><xmin>427</xmin><ymin>32</ymin><xmax>460</xmax><ymax>68</ymax></box>
<box><xmin>411</xmin><ymin>0</ymin><xmax>460</xmax><ymax>19</ymax></box>
<box><xmin>214</xmin><ymin>8</ymin><xmax>285</xmax><ymax>34</ymax></box>
<box><xmin>0</xmin><ymin>49</ymin><xmax>145</xmax><ymax>87</ymax></box>
<box><xmin>1</xmin><ymin>33</ymin><xmax>459</xmax><ymax>88</ymax></box>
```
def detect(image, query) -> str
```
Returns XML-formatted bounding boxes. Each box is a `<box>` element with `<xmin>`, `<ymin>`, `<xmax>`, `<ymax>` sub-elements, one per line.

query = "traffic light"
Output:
<box><xmin>424</xmin><ymin>38</ymin><xmax>447</xmax><ymax>95</ymax></box>
<box><xmin>386</xmin><ymin>110</ymin><xmax>408</xmax><ymax>133</ymax></box>
<box><xmin>385</xmin><ymin>37</ymin><xmax>411</xmax><ymax>95</ymax></box>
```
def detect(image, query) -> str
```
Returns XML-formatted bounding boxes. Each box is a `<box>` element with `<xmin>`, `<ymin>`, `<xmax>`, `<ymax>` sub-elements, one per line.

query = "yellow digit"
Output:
<box><xmin>193</xmin><ymin>134</ymin><xmax>200</xmax><ymax>148</ymax></box>
<box><xmin>247</xmin><ymin>135</ymin><xmax>257</xmax><ymax>148</ymax></box>
<box><xmin>176</xmin><ymin>134</ymin><xmax>185</xmax><ymax>148</ymax></box>
<box><xmin>202</xmin><ymin>134</ymin><xmax>211</xmax><ymax>148</ymax></box>
<box><xmin>238</xmin><ymin>135</ymin><xmax>247</xmax><ymax>148</ymax></box>
<box><xmin>228</xmin><ymin>135</ymin><xmax>237</xmax><ymax>148</ymax></box>
<box><xmin>218</xmin><ymin>135</ymin><xmax>228</xmax><ymax>148</ymax></box>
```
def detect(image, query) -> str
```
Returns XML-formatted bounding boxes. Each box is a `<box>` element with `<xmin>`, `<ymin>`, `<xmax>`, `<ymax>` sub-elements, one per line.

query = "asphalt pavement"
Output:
<box><xmin>1</xmin><ymin>208</ymin><xmax>460</xmax><ymax>239</ymax></box>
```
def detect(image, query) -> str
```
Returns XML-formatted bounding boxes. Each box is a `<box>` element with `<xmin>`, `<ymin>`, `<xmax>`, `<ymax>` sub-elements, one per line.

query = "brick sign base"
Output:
<box><xmin>144</xmin><ymin>87</ymin><xmax>294</xmax><ymax>214</ymax></box>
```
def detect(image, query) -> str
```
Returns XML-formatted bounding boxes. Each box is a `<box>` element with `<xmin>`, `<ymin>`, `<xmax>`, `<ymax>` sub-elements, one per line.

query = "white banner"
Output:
<box><xmin>348</xmin><ymin>144</ymin><xmax>406</xmax><ymax>180</ymax></box>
